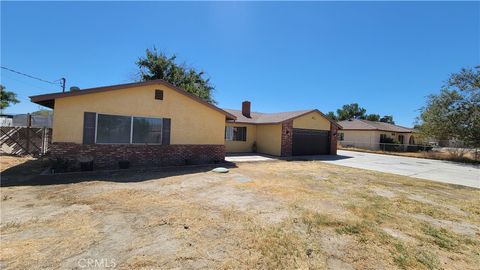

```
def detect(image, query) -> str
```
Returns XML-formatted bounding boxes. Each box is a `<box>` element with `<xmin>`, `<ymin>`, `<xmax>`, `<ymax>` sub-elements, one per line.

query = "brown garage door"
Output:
<box><xmin>292</xmin><ymin>128</ymin><xmax>330</xmax><ymax>155</ymax></box>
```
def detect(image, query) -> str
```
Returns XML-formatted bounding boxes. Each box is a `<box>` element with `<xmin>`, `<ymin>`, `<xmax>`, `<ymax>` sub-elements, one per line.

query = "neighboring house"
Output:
<box><xmin>224</xmin><ymin>102</ymin><xmax>340</xmax><ymax>156</ymax></box>
<box><xmin>30</xmin><ymin>80</ymin><xmax>339</xmax><ymax>168</ymax></box>
<box><xmin>337</xmin><ymin>119</ymin><xmax>417</xmax><ymax>150</ymax></box>
<box><xmin>0</xmin><ymin>115</ymin><xmax>13</xmax><ymax>126</ymax></box>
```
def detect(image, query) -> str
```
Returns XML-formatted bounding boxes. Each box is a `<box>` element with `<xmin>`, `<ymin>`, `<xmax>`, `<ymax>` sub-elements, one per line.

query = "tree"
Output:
<box><xmin>380</xmin><ymin>115</ymin><xmax>395</xmax><ymax>124</ymax></box>
<box><xmin>366</xmin><ymin>114</ymin><xmax>380</xmax><ymax>121</ymax></box>
<box><xmin>0</xmin><ymin>85</ymin><xmax>20</xmax><ymax>112</ymax></box>
<box><xmin>136</xmin><ymin>48</ymin><xmax>216</xmax><ymax>104</ymax></box>
<box><xmin>32</xmin><ymin>107</ymin><xmax>52</xmax><ymax>116</ymax></box>
<box><xmin>336</xmin><ymin>103</ymin><xmax>367</xmax><ymax>120</ymax></box>
<box><xmin>417</xmin><ymin>67</ymin><xmax>480</xmax><ymax>148</ymax></box>
<box><xmin>326</xmin><ymin>111</ymin><xmax>337</xmax><ymax>121</ymax></box>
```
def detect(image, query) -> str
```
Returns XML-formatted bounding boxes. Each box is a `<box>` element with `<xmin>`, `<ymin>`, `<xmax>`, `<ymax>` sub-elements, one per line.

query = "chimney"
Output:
<box><xmin>242</xmin><ymin>101</ymin><xmax>251</xmax><ymax>118</ymax></box>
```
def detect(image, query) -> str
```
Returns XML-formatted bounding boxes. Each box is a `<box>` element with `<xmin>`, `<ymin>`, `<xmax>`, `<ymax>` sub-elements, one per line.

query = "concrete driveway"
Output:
<box><xmin>312</xmin><ymin>150</ymin><xmax>480</xmax><ymax>188</ymax></box>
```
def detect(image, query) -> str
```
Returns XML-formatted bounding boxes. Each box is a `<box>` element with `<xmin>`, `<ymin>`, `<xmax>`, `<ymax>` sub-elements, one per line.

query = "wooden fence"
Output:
<box><xmin>1</xmin><ymin>126</ymin><xmax>52</xmax><ymax>156</ymax></box>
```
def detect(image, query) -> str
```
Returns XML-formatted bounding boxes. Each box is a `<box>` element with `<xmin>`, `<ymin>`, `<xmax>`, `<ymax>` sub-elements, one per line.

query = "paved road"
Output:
<box><xmin>315</xmin><ymin>150</ymin><xmax>479</xmax><ymax>188</ymax></box>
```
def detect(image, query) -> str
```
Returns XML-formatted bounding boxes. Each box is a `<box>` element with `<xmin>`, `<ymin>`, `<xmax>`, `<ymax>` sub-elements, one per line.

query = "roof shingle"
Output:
<box><xmin>338</xmin><ymin>119</ymin><xmax>413</xmax><ymax>133</ymax></box>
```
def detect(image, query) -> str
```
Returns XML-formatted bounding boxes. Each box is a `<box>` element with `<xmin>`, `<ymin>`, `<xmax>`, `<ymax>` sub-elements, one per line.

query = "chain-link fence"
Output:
<box><xmin>338</xmin><ymin>140</ymin><xmax>479</xmax><ymax>161</ymax></box>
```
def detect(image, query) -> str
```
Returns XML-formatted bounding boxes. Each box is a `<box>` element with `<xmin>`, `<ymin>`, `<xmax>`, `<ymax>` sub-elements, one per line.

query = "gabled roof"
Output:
<box><xmin>224</xmin><ymin>108</ymin><xmax>342</xmax><ymax>128</ymax></box>
<box><xmin>338</xmin><ymin>119</ymin><xmax>414</xmax><ymax>133</ymax></box>
<box><xmin>29</xmin><ymin>79</ymin><xmax>236</xmax><ymax>120</ymax></box>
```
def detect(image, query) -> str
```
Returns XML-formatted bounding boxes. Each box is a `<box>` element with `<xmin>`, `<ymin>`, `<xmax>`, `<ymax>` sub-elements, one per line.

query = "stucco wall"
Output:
<box><xmin>52</xmin><ymin>85</ymin><xmax>226</xmax><ymax>145</ymax></box>
<box><xmin>339</xmin><ymin>130</ymin><xmax>417</xmax><ymax>150</ymax></box>
<box><xmin>339</xmin><ymin>130</ymin><xmax>379</xmax><ymax>150</ymax></box>
<box><xmin>255</xmin><ymin>124</ymin><xmax>282</xmax><ymax>156</ymax></box>
<box><xmin>224</xmin><ymin>123</ymin><xmax>257</xmax><ymax>153</ymax></box>
<box><xmin>293</xmin><ymin>111</ymin><xmax>331</xmax><ymax>130</ymax></box>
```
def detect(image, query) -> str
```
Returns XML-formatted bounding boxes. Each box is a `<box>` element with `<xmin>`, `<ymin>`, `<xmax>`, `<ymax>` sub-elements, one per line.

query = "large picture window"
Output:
<box><xmin>132</xmin><ymin>117</ymin><xmax>163</xmax><ymax>144</ymax></box>
<box><xmin>225</xmin><ymin>126</ymin><xmax>247</xmax><ymax>141</ymax></box>
<box><xmin>95</xmin><ymin>114</ymin><xmax>163</xmax><ymax>144</ymax></box>
<box><xmin>96</xmin><ymin>114</ymin><xmax>131</xmax><ymax>143</ymax></box>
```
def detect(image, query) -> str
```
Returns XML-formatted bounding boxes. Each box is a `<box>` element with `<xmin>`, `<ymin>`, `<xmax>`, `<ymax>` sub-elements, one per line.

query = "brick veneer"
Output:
<box><xmin>50</xmin><ymin>143</ymin><xmax>225</xmax><ymax>169</ymax></box>
<box><xmin>281</xmin><ymin>120</ymin><xmax>293</xmax><ymax>156</ymax></box>
<box><xmin>330</xmin><ymin>124</ymin><xmax>338</xmax><ymax>155</ymax></box>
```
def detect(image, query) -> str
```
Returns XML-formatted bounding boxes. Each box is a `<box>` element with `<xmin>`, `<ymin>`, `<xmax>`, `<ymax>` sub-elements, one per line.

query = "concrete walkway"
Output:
<box><xmin>225</xmin><ymin>154</ymin><xmax>278</xmax><ymax>163</ymax></box>
<box><xmin>313</xmin><ymin>150</ymin><xmax>480</xmax><ymax>188</ymax></box>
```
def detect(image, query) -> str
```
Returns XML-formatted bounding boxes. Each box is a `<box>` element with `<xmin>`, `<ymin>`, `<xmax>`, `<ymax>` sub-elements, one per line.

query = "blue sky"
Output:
<box><xmin>1</xmin><ymin>1</ymin><xmax>478</xmax><ymax>127</ymax></box>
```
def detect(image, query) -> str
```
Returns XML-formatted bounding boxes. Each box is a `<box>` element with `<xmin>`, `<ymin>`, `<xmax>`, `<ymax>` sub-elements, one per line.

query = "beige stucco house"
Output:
<box><xmin>337</xmin><ymin>119</ymin><xmax>417</xmax><ymax>150</ymax></box>
<box><xmin>224</xmin><ymin>102</ymin><xmax>341</xmax><ymax>156</ymax></box>
<box><xmin>30</xmin><ymin>80</ymin><xmax>340</xmax><ymax>169</ymax></box>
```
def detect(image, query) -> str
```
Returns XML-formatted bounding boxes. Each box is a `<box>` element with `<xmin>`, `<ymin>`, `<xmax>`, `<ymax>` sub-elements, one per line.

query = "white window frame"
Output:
<box><xmin>225</xmin><ymin>126</ymin><xmax>234</xmax><ymax>141</ymax></box>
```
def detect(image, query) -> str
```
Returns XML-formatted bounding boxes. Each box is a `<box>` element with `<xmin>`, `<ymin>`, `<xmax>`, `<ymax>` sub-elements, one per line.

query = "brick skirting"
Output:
<box><xmin>330</xmin><ymin>124</ymin><xmax>338</xmax><ymax>155</ymax></box>
<box><xmin>281</xmin><ymin>120</ymin><xmax>293</xmax><ymax>156</ymax></box>
<box><xmin>49</xmin><ymin>143</ymin><xmax>225</xmax><ymax>169</ymax></box>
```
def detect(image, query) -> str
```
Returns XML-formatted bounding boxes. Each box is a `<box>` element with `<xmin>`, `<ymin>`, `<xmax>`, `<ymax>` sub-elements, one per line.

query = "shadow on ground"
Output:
<box><xmin>285</xmin><ymin>154</ymin><xmax>353</xmax><ymax>161</ymax></box>
<box><xmin>1</xmin><ymin>159</ymin><xmax>237</xmax><ymax>187</ymax></box>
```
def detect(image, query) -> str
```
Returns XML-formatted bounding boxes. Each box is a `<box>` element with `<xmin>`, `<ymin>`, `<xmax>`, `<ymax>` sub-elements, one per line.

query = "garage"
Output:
<box><xmin>292</xmin><ymin>128</ymin><xmax>330</xmax><ymax>155</ymax></box>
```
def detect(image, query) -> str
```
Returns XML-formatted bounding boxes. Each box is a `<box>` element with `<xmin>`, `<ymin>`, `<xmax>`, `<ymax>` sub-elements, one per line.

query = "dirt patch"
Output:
<box><xmin>411</xmin><ymin>214</ymin><xmax>479</xmax><ymax>236</ymax></box>
<box><xmin>382</xmin><ymin>227</ymin><xmax>413</xmax><ymax>242</ymax></box>
<box><xmin>372</xmin><ymin>188</ymin><xmax>396</xmax><ymax>198</ymax></box>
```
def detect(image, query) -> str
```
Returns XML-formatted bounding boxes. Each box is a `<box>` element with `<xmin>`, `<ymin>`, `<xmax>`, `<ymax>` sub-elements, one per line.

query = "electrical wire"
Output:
<box><xmin>1</xmin><ymin>66</ymin><xmax>62</xmax><ymax>86</ymax></box>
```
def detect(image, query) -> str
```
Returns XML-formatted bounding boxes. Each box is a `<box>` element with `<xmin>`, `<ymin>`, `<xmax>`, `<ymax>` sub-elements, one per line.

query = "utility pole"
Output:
<box><xmin>61</xmin><ymin>78</ymin><xmax>66</xmax><ymax>92</ymax></box>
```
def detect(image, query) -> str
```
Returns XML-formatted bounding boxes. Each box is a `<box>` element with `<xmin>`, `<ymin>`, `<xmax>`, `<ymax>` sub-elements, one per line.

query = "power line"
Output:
<box><xmin>1</xmin><ymin>66</ymin><xmax>62</xmax><ymax>86</ymax></box>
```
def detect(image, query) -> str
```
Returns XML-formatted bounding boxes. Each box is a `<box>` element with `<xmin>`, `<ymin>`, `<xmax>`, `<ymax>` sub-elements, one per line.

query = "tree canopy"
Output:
<box><xmin>136</xmin><ymin>48</ymin><xmax>216</xmax><ymax>104</ymax></box>
<box><xmin>331</xmin><ymin>103</ymin><xmax>394</xmax><ymax>123</ymax></box>
<box><xmin>336</xmin><ymin>103</ymin><xmax>367</xmax><ymax>120</ymax></box>
<box><xmin>0</xmin><ymin>85</ymin><xmax>19</xmax><ymax>112</ymax></box>
<box><xmin>417</xmin><ymin>68</ymin><xmax>480</xmax><ymax>148</ymax></box>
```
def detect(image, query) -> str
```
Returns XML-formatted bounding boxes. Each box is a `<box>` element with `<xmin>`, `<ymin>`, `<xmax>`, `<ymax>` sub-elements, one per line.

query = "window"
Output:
<box><xmin>225</xmin><ymin>126</ymin><xmax>247</xmax><ymax>141</ymax></box>
<box><xmin>132</xmin><ymin>117</ymin><xmax>163</xmax><ymax>143</ymax></box>
<box><xmin>96</xmin><ymin>114</ymin><xmax>131</xmax><ymax>143</ymax></box>
<box><xmin>95</xmin><ymin>114</ymin><xmax>163</xmax><ymax>144</ymax></box>
<box><xmin>338</xmin><ymin>133</ymin><xmax>344</xmax><ymax>141</ymax></box>
<box><xmin>380</xmin><ymin>134</ymin><xmax>387</xmax><ymax>142</ymax></box>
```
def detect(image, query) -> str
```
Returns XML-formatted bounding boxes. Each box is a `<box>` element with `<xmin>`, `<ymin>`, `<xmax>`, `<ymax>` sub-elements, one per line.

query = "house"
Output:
<box><xmin>224</xmin><ymin>102</ymin><xmax>341</xmax><ymax>156</ymax></box>
<box><xmin>0</xmin><ymin>115</ymin><xmax>13</xmax><ymax>127</ymax></box>
<box><xmin>30</xmin><ymin>80</ymin><xmax>339</xmax><ymax>168</ymax></box>
<box><xmin>337</xmin><ymin>119</ymin><xmax>417</xmax><ymax>150</ymax></box>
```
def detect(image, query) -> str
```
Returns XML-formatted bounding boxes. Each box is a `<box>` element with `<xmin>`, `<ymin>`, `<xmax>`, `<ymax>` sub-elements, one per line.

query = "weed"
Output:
<box><xmin>415</xmin><ymin>249</ymin><xmax>439</xmax><ymax>270</ymax></box>
<box><xmin>2</xmin><ymin>221</ymin><xmax>21</xmax><ymax>230</ymax></box>
<box><xmin>335</xmin><ymin>223</ymin><xmax>364</xmax><ymax>235</ymax></box>
<box><xmin>422</xmin><ymin>224</ymin><xmax>458</xmax><ymax>250</ymax></box>
<box><xmin>301</xmin><ymin>211</ymin><xmax>342</xmax><ymax>233</ymax></box>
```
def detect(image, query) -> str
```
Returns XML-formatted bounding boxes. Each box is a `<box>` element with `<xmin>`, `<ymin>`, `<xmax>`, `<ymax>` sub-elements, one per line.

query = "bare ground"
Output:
<box><xmin>1</xmin><ymin>156</ymin><xmax>479</xmax><ymax>269</ymax></box>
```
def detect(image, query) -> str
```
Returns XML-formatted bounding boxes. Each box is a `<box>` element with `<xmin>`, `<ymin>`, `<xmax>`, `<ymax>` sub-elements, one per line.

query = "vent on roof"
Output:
<box><xmin>70</xmin><ymin>86</ymin><xmax>80</xmax><ymax>92</ymax></box>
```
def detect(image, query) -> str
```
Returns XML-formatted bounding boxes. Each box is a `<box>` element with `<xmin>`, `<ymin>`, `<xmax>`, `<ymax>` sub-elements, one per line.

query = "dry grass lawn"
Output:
<box><xmin>1</xmin><ymin>156</ymin><xmax>479</xmax><ymax>269</ymax></box>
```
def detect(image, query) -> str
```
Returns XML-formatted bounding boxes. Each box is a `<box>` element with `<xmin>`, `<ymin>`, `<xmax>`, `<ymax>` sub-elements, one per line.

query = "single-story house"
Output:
<box><xmin>224</xmin><ymin>102</ymin><xmax>341</xmax><ymax>156</ymax></box>
<box><xmin>337</xmin><ymin>119</ymin><xmax>417</xmax><ymax>150</ymax></box>
<box><xmin>30</xmin><ymin>80</ymin><xmax>340</xmax><ymax>168</ymax></box>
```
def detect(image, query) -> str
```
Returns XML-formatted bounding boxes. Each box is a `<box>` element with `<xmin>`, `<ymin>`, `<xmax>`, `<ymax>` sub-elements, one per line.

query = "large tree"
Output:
<box><xmin>365</xmin><ymin>114</ymin><xmax>380</xmax><ymax>121</ymax></box>
<box><xmin>0</xmin><ymin>85</ymin><xmax>19</xmax><ymax>112</ymax></box>
<box><xmin>136</xmin><ymin>48</ymin><xmax>216</xmax><ymax>104</ymax></box>
<box><xmin>379</xmin><ymin>115</ymin><xmax>395</xmax><ymax>124</ymax></box>
<box><xmin>326</xmin><ymin>111</ymin><xmax>337</xmax><ymax>121</ymax></box>
<box><xmin>336</xmin><ymin>103</ymin><xmax>367</xmax><ymax>120</ymax></box>
<box><xmin>417</xmin><ymin>68</ymin><xmax>480</xmax><ymax>148</ymax></box>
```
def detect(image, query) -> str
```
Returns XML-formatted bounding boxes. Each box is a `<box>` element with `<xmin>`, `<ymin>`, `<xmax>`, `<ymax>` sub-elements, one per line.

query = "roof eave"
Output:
<box><xmin>29</xmin><ymin>80</ymin><xmax>236</xmax><ymax>119</ymax></box>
